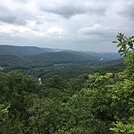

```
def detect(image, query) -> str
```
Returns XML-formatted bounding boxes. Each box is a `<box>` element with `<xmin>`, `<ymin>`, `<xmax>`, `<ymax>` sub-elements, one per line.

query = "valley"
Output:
<box><xmin>0</xmin><ymin>45</ymin><xmax>124</xmax><ymax>79</ymax></box>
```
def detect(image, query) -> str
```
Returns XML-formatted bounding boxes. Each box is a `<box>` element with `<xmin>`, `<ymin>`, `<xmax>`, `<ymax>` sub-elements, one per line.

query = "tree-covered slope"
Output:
<box><xmin>27</xmin><ymin>51</ymin><xmax>98</xmax><ymax>65</ymax></box>
<box><xmin>0</xmin><ymin>55</ymin><xmax>31</xmax><ymax>67</ymax></box>
<box><xmin>0</xmin><ymin>45</ymin><xmax>47</xmax><ymax>56</ymax></box>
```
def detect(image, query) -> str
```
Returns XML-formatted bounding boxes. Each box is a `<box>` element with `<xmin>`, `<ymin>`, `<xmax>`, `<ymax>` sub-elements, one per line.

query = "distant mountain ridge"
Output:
<box><xmin>0</xmin><ymin>45</ymin><xmax>48</xmax><ymax>56</ymax></box>
<box><xmin>0</xmin><ymin>45</ymin><xmax>123</xmax><ymax>68</ymax></box>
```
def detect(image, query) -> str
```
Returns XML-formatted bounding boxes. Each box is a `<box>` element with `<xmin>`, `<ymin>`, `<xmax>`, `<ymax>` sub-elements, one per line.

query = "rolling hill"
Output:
<box><xmin>0</xmin><ymin>45</ymin><xmax>98</xmax><ymax>67</ymax></box>
<box><xmin>0</xmin><ymin>45</ymin><xmax>124</xmax><ymax>78</ymax></box>
<box><xmin>0</xmin><ymin>45</ymin><xmax>123</xmax><ymax>68</ymax></box>
<box><xmin>0</xmin><ymin>45</ymin><xmax>48</xmax><ymax>56</ymax></box>
<box><xmin>27</xmin><ymin>51</ymin><xmax>98</xmax><ymax>65</ymax></box>
<box><xmin>0</xmin><ymin>55</ymin><xmax>31</xmax><ymax>67</ymax></box>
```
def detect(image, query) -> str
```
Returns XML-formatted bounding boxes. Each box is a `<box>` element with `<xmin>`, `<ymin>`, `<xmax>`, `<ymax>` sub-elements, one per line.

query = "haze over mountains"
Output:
<box><xmin>0</xmin><ymin>45</ymin><xmax>122</xmax><ymax>58</ymax></box>
<box><xmin>0</xmin><ymin>45</ymin><xmax>124</xmax><ymax>79</ymax></box>
<box><xmin>0</xmin><ymin>45</ymin><xmax>122</xmax><ymax>67</ymax></box>
<box><xmin>0</xmin><ymin>45</ymin><xmax>50</xmax><ymax>56</ymax></box>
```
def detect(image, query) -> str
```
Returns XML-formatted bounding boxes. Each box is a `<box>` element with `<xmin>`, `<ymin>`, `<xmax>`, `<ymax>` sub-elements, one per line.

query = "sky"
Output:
<box><xmin>0</xmin><ymin>0</ymin><xmax>133</xmax><ymax>52</ymax></box>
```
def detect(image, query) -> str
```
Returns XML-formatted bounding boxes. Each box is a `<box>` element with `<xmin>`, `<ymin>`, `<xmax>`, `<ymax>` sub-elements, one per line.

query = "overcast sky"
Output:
<box><xmin>0</xmin><ymin>0</ymin><xmax>133</xmax><ymax>52</ymax></box>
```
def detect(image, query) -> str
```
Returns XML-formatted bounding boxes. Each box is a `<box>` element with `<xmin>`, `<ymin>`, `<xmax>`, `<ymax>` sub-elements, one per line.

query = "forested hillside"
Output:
<box><xmin>27</xmin><ymin>51</ymin><xmax>97</xmax><ymax>65</ymax></box>
<box><xmin>0</xmin><ymin>33</ymin><xmax>134</xmax><ymax>134</ymax></box>
<box><xmin>0</xmin><ymin>51</ymin><xmax>95</xmax><ymax>68</ymax></box>
<box><xmin>0</xmin><ymin>45</ymin><xmax>48</xmax><ymax>56</ymax></box>
<box><xmin>0</xmin><ymin>45</ymin><xmax>123</xmax><ymax>78</ymax></box>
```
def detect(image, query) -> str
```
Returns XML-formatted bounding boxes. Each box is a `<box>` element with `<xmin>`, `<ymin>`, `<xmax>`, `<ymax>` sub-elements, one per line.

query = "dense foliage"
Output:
<box><xmin>0</xmin><ymin>33</ymin><xmax>133</xmax><ymax>133</ymax></box>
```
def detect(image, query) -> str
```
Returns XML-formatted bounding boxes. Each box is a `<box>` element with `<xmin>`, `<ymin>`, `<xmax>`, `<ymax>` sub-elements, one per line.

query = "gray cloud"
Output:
<box><xmin>119</xmin><ymin>1</ymin><xmax>134</xmax><ymax>20</ymax></box>
<box><xmin>0</xmin><ymin>15</ymin><xmax>26</xmax><ymax>25</ymax></box>
<box><xmin>41</xmin><ymin>4</ymin><xmax>86</xmax><ymax>18</ymax></box>
<box><xmin>0</xmin><ymin>6</ymin><xmax>17</xmax><ymax>23</ymax></box>
<box><xmin>79</xmin><ymin>24</ymin><xmax>109</xmax><ymax>35</ymax></box>
<box><xmin>78</xmin><ymin>24</ymin><xmax>114</xmax><ymax>41</ymax></box>
<box><xmin>0</xmin><ymin>15</ymin><xmax>16</xmax><ymax>24</ymax></box>
<box><xmin>0</xmin><ymin>5</ymin><xmax>26</xmax><ymax>25</ymax></box>
<box><xmin>0</xmin><ymin>6</ymin><xmax>15</xmax><ymax>23</ymax></box>
<box><xmin>40</xmin><ymin>1</ymin><xmax>106</xmax><ymax>18</ymax></box>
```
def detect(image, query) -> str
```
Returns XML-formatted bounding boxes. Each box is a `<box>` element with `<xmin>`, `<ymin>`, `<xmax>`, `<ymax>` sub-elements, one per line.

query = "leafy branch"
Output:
<box><xmin>113</xmin><ymin>33</ymin><xmax>134</xmax><ymax>56</ymax></box>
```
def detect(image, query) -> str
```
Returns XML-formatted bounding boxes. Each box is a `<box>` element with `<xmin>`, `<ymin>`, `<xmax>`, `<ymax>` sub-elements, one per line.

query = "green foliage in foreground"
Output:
<box><xmin>110</xmin><ymin>33</ymin><xmax>134</xmax><ymax>134</ymax></box>
<box><xmin>0</xmin><ymin>33</ymin><xmax>134</xmax><ymax>133</ymax></box>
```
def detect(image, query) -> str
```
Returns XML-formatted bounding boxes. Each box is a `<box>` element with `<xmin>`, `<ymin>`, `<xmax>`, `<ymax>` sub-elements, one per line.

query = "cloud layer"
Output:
<box><xmin>0</xmin><ymin>0</ymin><xmax>133</xmax><ymax>52</ymax></box>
